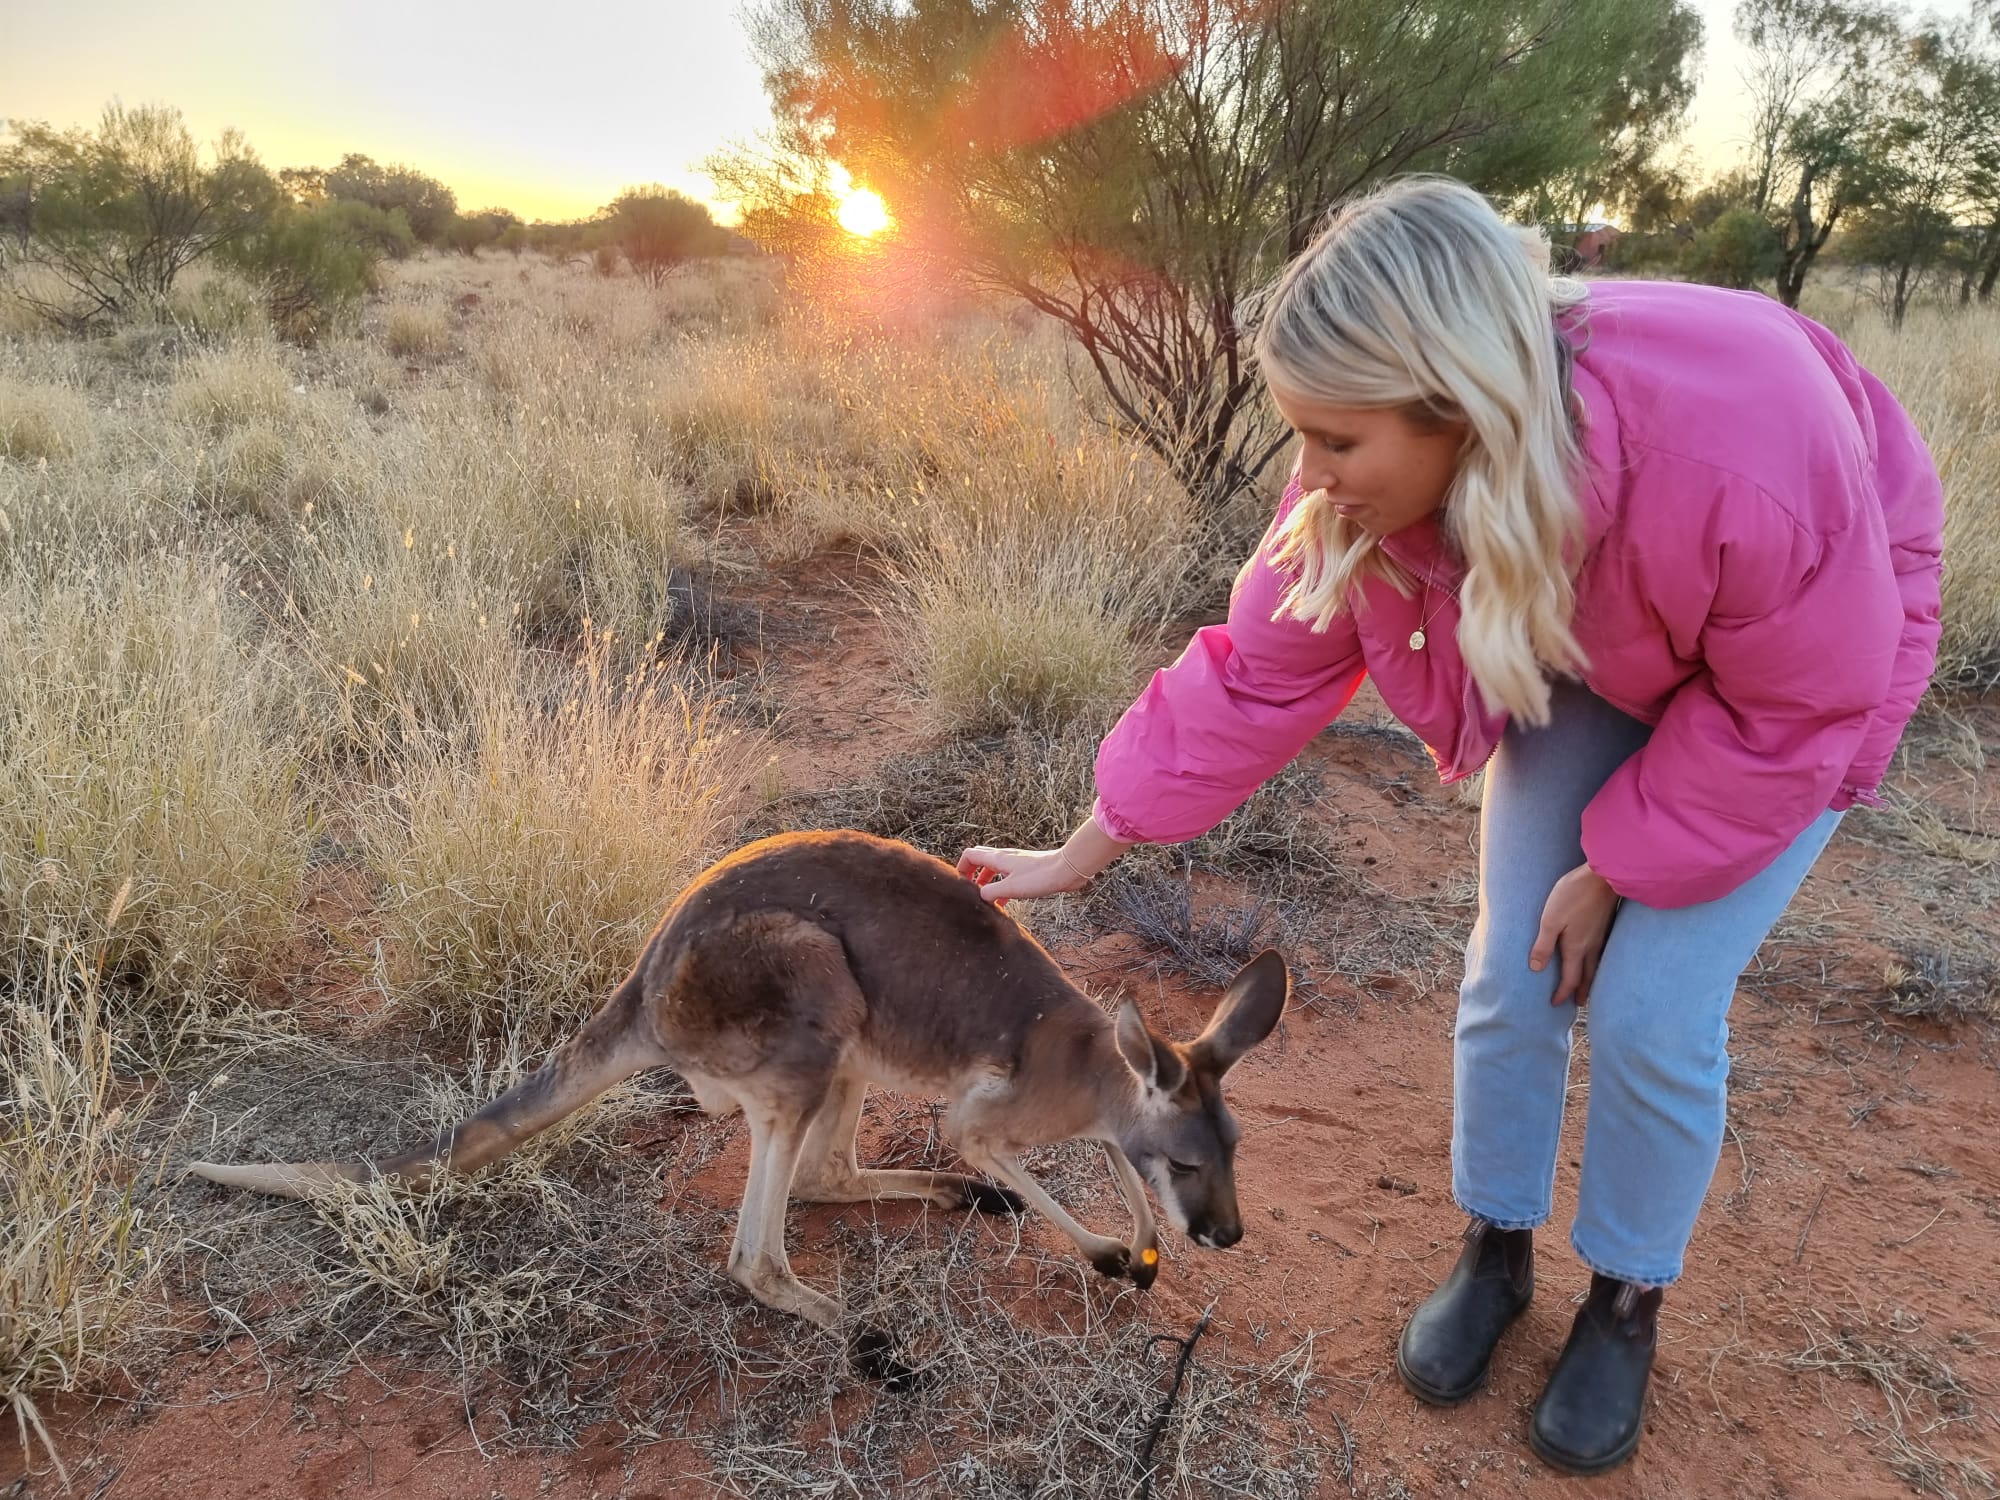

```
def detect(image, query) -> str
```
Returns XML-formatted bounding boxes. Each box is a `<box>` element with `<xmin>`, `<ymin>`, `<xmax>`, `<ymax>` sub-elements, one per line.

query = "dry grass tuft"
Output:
<box><xmin>166</xmin><ymin>342</ymin><xmax>297</xmax><ymax>437</ymax></box>
<box><xmin>385</xmin><ymin>304</ymin><xmax>454</xmax><ymax>359</ymax></box>
<box><xmin>363</xmin><ymin>628</ymin><xmax>753</xmax><ymax>1043</ymax></box>
<box><xmin>0</xmin><ymin>558</ymin><xmax>308</xmax><ymax>1022</ymax></box>
<box><xmin>0</xmin><ymin>375</ymin><xmax>93</xmax><ymax>464</ymax></box>
<box><xmin>163</xmin><ymin>267</ymin><xmax>272</xmax><ymax>344</ymax></box>
<box><xmin>899</xmin><ymin>525</ymin><xmax>1151</xmax><ymax>734</ymax></box>
<box><xmin>1881</xmin><ymin>946</ymin><xmax>2000</xmax><ymax>1024</ymax></box>
<box><xmin>1835</xmin><ymin>301</ymin><xmax>2000</xmax><ymax>693</ymax></box>
<box><xmin>4</xmin><ymin>920</ymin><xmax>164</xmax><ymax>1485</ymax></box>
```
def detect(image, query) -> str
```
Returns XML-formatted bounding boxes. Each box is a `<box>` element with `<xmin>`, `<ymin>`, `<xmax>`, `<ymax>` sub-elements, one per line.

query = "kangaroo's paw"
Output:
<box><xmin>1088</xmin><ymin>1242</ymin><xmax>1133</xmax><ymax>1281</ymax></box>
<box><xmin>730</xmin><ymin>1259</ymin><xmax>842</xmax><ymax>1329</ymax></box>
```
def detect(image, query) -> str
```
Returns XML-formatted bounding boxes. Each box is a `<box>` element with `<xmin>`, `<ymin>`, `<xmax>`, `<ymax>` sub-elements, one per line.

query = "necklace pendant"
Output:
<box><xmin>1409</xmin><ymin>628</ymin><xmax>1427</xmax><ymax>651</ymax></box>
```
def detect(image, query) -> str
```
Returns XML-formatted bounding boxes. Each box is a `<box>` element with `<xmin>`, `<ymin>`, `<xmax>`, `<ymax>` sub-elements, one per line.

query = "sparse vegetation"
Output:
<box><xmin>2</xmin><ymin>188</ymin><xmax>1997</xmax><ymax>1498</ymax></box>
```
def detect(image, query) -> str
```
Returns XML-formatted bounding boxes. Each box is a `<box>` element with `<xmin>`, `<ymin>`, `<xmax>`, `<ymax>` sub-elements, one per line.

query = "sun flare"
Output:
<box><xmin>828</xmin><ymin>162</ymin><xmax>891</xmax><ymax>238</ymax></box>
<box><xmin>837</xmin><ymin>186</ymin><xmax>890</xmax><ymax>238</ymax></box>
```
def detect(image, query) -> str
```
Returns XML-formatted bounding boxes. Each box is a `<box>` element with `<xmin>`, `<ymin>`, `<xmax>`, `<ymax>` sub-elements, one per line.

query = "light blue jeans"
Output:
<box><xmin>1452</xmin><ymin>681</ymin><xmax>1842</xmax><ymax>1287</ymax></box>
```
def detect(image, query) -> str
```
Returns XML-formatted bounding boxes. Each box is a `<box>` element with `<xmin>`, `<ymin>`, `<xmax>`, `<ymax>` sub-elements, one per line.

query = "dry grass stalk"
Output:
<box><xmin>1789</xmin><ymin>1305</ymin><xmax>1995</xmax><ymax>1500</ymax></box>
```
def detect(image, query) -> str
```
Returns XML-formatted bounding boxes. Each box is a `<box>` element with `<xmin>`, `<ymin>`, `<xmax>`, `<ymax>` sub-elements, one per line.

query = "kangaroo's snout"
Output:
<box><xmin>1188</xmin><ymin>1213</ymin><xmax>1244</xmax><ymax>1250</ymax></box>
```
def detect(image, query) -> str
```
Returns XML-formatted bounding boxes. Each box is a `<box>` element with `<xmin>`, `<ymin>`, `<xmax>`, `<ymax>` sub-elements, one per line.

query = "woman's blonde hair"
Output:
<box><xmin>1252</xmin><ymin>174</ymin><xmax>1589</xmax><ymax>726</ymax></box>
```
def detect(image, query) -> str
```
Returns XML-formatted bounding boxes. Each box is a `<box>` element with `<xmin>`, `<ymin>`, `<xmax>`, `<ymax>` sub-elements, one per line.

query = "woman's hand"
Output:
<box><xmin>958</xmin><ymin>819</ymin><xmax>1132</xmax><ymax>904</ymax></box>
<box><xmin>1529</xmin><ymin>862</ymin><xmax>1622</xmax><ymax>1006</ymax></box>
<box><xmin>955</xmin><ymin>846</ymin><xmax>1086</xmax><ymax>903</ymax></box>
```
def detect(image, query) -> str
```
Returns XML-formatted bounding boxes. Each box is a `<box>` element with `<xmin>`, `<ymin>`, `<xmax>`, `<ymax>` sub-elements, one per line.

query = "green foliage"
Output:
<box><xmin>1682</xmin><ymin>205</ymin><xmax>1783</xmax><ymax>288</ymax></box>
<box><xmin>324</xmin><ymin>152</ymin><xmax>457</xmax><ymax>243</ymax></box>
<box><xmin>0</xmin><ymin>104</ymin><xmax>279</xmax><ymax>328</ymax></box>
<box><xmin>323</xmin><ymin>198</ymin><xmax>417</xmax><ymax>260</ymax></box>
<box><xmin>602</xmin><ymin>186</ymin><xmax>725</xmax><ymax>282</ymax></box>
<box><xmin>1859</xmin><ymin>22</ymin><xmax>2000</xmax><ymax>324</ymax></box>
<box><xmin>446</xmin><ymin>207</ymin><xmax>521</xmax><ymax>256</ymax></box>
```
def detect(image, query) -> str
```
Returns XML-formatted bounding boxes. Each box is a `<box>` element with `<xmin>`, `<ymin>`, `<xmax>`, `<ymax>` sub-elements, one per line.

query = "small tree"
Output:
<box><xmin>1859</xmin><ymin>22</ymin><xmax>2000</xmax><ymax>325</ymax></box>
<box><xmin>1950</xmin><ymin>32</ymin><xmax>2000</xmax><ymax>303</ymax></box>
<box><xmin>602</xmin><ymin>186</ymin><xmax>726</xmax><ymax>282</ymax></box>
<box><xmin>0</xmin><ymin>104</ymin><xmax>279</xmax><ymax>328</ymax></box>
<box><xmin>442</xmin><ymin>207</ymin><xmax>520</xmax><ymax>256</ymax></box>
<box><xmin>1735</xmin><ymin>0</ymin><xmax>1902</xmax><ymax>307</ymax></box>
<box><xmin>727</xmin><ymin>0</ymin><xmax>1703</xmax><ymax>516</ymax></box>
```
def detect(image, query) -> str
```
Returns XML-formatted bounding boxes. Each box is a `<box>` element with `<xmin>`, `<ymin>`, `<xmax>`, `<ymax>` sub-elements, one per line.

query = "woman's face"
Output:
<box><xmin>1270</xmin><ymin>384</ymin><xmax>1467</xmax><ymax>537</ymax></box>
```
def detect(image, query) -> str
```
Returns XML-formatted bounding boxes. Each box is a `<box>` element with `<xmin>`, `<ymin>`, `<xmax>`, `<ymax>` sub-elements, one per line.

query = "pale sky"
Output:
<box><xmin>0</xmin><ymin>1</ymin><xmax>774</xmax><ymax>222</ymax></box>
<box><xmin>0</xmin><ymin>0</ymin><xmax>1968</xmax><ymax>225</ymax></box>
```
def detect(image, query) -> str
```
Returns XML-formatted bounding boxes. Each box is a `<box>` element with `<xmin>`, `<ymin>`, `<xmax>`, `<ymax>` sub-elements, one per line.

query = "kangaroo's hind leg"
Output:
<box><xmin>792</xmin><ymin>1073</ymin><xmax>1022</xmax><ymax>1215</ymax></box>
<box><xmin>728</xmin><ymin>1087</ymin><xmax>841</xmax><ymax>1327</ymax></box>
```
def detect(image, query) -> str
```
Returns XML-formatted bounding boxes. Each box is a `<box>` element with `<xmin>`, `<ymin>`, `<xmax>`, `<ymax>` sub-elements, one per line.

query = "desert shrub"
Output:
<box><xmin>229</xmin><ymin>200</ymin><xmax>397</xmax><ymax>345</ymax></box>
<box><xmin>0</xmin><ymin>104</ymin><xmax>279</xmax><ymax>328</ymax></box>
<box><xmin>602</xmin><ymin>186</ymin><xmax>724</xmax><ymax>283</ymax></box>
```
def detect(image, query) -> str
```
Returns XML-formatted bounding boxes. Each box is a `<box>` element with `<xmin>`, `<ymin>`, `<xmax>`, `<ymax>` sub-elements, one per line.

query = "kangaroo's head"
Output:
<box><xmin>1111</xmin><ymin>949</ymin><xmax>1289</xmax><ymax>1249</ymax></box>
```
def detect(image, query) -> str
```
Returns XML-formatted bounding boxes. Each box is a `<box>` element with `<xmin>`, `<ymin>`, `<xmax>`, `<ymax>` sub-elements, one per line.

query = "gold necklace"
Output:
<box><xmin>1409</xmin><ymin>577</ymin><xmax>1441</xmax><ymax>652</ymax></box>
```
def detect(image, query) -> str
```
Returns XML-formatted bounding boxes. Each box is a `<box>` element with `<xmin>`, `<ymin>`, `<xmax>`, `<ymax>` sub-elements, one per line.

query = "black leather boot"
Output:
<box><xmin>1529</xmin><ymin>1273</ymin><xmax>1662</xmax><ymax>1474</ymax></box>
<box><xmin>1395</xmin><ymin>1217</ymin><xmax>1534</xmax><ymax>1405</ymax></box>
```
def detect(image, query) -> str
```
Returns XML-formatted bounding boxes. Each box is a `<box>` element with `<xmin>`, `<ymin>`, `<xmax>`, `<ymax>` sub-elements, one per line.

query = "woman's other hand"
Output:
<box><xmin>1529</xmin><ymin>862</ymin><xmax>1622</xmax><ymax>1006</ymax></box>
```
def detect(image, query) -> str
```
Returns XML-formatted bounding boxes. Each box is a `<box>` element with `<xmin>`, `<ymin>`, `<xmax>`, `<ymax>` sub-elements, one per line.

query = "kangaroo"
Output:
<box><xmin>187</xmin><ymin>830</ymin><xmax>1289</xmax><ymax>1336</ymax></box>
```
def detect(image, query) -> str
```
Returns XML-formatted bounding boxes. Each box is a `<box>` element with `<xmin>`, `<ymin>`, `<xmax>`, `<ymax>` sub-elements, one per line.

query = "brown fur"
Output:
<box><xmin>187</xmin><ymin>831</ymin><xmax>1290</xmax><ymax>1332</ymax></box>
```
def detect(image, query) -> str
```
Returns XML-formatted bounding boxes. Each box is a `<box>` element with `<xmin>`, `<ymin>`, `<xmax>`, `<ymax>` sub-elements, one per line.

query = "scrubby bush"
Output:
<box><xmin>1682</xmin><ymin>206</ymin><xmax>1781</xmax><ymax>290</ymax></box>
<box><xmin>602</xmin><ymin>186</ymin><xmax>725</xmax><ymax>283</ymax></box>
<box><xmin>227</xmin><ymin>198</ymin><xmax>394</xmax><ymax>344</ymax></box>
<box><xmin>0</xmin><ymin>104</ymin><xmax>279</xmax><ymax>328</ymax></box>
<box><xmin>324</xmin><ymin>152</ymin><xmax>456</xmax><ymax>244</ymax></box>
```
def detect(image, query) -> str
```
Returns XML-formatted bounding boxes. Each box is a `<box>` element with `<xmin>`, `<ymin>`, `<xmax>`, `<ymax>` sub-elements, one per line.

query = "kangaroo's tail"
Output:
<box><xmin>185</xmin><ymin>977</ymin><xmax>658</xmax><ymax>1200</ymax></box>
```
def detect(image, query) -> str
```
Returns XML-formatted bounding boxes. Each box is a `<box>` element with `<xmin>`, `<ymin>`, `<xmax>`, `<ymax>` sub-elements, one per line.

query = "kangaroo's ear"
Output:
<box><xmin>1191</xmin><ymin>950</ymin><xmax>1289</xmax><ymax>1076</ymax></box>
<box><xmin>1115</xmin><ymin>998</ymin><xmax>1187</xmax><ymax>1094</ymax></box>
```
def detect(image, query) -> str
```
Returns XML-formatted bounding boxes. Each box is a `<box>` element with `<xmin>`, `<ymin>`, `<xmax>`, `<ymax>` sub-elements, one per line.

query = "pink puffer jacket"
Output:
<box><xmin>1092</xmin><ymin>281</ymin><xmax>1945</xmax><ymax>908</ymax></box>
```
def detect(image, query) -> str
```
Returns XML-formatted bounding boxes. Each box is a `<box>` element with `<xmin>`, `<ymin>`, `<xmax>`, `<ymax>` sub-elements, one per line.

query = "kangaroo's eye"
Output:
<box><xmin>1166</xmin><ymin>1159</ymin><xmax>1198</xmax><ymax>1177</ymax></box>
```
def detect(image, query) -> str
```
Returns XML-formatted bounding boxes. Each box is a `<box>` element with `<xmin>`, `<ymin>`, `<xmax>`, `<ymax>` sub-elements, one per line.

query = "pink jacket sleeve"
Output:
<box><xmin>1093</xmin><ymin>481</ymin><xmax>1367</xmax><ymax>845</ymax></box>
<box><xmin>1580</xmin><ymin>477</ymin><xmax>1904</xmax><ymax>908</ymax></box>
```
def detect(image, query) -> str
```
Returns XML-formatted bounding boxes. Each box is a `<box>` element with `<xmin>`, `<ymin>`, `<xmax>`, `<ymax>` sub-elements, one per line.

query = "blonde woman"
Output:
<box><xmin>958</xmin><ymin>176</ymin><xmax>1944</xmax><ymax>1474</ymax></box>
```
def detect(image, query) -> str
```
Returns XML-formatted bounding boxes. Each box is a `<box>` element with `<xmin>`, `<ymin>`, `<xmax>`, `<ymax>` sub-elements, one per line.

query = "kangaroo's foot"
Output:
<box><xmin>728</xmin><ymin>1251</ymin><xmax>842</xmax><ymax>1328</ymax></box>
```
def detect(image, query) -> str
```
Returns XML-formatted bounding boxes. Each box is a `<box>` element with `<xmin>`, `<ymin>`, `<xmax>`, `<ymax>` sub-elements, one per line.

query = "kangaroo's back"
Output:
<box><xmin>641</xmin><ymin>830</ymin><xmax>1100</xmax><ymax>1084</ymax></box>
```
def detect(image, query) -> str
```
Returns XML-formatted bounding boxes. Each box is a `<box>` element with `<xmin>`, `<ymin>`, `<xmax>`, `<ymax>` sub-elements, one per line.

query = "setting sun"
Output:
<box><xmin>837</xmin><ymin>186</ymin><xmax>890</xmax><ymax>237</ymax></box>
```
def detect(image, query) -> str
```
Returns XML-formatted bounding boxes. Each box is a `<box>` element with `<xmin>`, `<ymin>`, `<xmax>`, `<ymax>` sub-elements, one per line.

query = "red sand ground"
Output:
<box><xmin>9</xmin><ymin>552</ymin><xmax>1997</xmax><ymax>1500</ymax></box>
